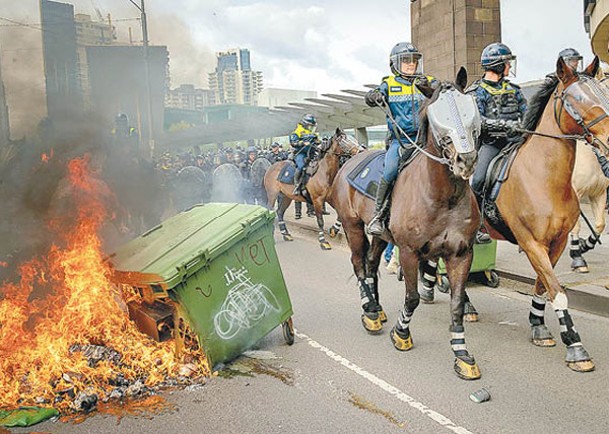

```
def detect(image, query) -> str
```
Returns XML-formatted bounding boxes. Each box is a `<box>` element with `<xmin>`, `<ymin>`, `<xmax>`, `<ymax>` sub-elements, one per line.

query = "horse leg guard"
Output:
<box><xmin>294</xmin><ymin>201</ymin><xmax>302</xmax><ymax>220</ymax></box>
<box><xmin>566</xmin><ymin>344</ymin><xmax>595</xmax><ymax>372</ymax></box>
<box><xmin>359</xmin><ymin>279</ymin><xmax>382</xmax><ymax>334</ymax></box>
<box><xmin>278</xmin><ymin>221</ymin><xmax>293</xmax><ymax>242</ymax></box>
<box><xmin>418</xmin><ymin>260</ymin><xmax>437</xmax><ymax>304</ymax></box>
<box><xmin>463</xmin><ymin>301</ymin><xmax>479</xmax><ymax>323</ymax></box>
<box><xmin>366</xmin><ymin>276</ymin><xmax>386</xmax><ymax>323</ymax></box>
<box><xmin>390</xmin><ymin>326</ymin><xmax>413</xmax><ymax>351</ymax></box>
<box><xmin>530</xmin><ymin>325</ymin><xmax>556</xmax><ymax>347</ymax></box>
<box><xmin>318</xmin><ymin>231</ymin><xmax>332</xmax><ymax>250</ymax></box>
<box><xmin>328</xmin><ymin>221</ymin><xmax>342</xmax><ymax>238</ymax></box>
<box><xmin>569</xmin><ymin>238</ymin><xmax>589</xmax><ymax>273</ymax></box>
<box><xmin>579</xmin><ymin>235</ymin><xmax>598</xmax><ymax>254</ymax></box>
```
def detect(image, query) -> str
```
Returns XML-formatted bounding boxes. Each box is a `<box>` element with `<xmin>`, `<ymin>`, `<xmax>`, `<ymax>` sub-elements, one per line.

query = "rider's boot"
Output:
<box><xmin>473</xmin><ymin>192</ymin><xmax>491</xmax><ymax>244</ymax></box>
<box><xmin>366</xmin><ymin>178</ymin><xmax>390</xmax><ymax>236</ymax></box>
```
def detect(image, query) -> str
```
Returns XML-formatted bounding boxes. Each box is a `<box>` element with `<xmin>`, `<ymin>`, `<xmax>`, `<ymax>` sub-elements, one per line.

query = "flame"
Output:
<box><xmin>0</xmin><ymin>156</ymin><xmax>208</xmax><ymax>413</ymax></box>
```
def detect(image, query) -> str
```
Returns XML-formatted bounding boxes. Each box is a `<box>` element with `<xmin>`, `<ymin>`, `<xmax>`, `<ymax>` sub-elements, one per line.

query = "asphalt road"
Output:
<box><xmin>17</xmin><ymin>235</ymin><xmax>609</xmax><ymax>434</ymax></box>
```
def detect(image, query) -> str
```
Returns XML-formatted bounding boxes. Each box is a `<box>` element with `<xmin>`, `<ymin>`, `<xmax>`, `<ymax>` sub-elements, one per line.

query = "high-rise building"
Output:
<box><xmin>40</xmin><ymin>0</ymin><xmax>82</xmax><ymax>120</ymax></box>
<box><xmin>208</xmin><ymin>48</ymin><xmax>263</xmax><ymax>106</ymax></box>
<box><xmin>166</xmin><ymin>84</ymin><xmax>212</xmax><ymax>111</ymax></box>
<box><xmin>74</xmin><ymin>13</ymin><xmax>116</xmax><ymax>105</ymax></box>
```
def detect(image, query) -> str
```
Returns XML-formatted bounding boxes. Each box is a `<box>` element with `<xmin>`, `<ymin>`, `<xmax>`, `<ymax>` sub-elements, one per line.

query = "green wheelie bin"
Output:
<box><xmin>110</xmin><ymin>203</ymin><xmax>294</xmax><ymax>369</ymax></box>
<box><xmin>435</xmin><ymin>240</ymin><xmax>499</xmax><ymax>292</ymax></box>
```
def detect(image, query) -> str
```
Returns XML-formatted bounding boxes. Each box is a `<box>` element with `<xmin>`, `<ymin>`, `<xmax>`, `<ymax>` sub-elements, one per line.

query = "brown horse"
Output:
<box><xmin>329</xmin><ymin>68</ymin><xmax>484</xmax><ymax>380</ymax></box>
<box><xmin>484</xmin><ymin>57</ymin><xmax>609</xmax><ymax>372</ymax></box>
<box><xmin>568</xmin><ymin>141</ymin><xmax>609</xmax><ymax>272</ymax></box>
<box><xmin>264</xmin><ymin>128</ymin><xmax>363</xmax><ymax>249</ymax></box>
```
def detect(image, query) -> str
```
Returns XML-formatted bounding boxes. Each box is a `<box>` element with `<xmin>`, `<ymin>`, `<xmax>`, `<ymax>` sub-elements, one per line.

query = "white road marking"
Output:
<box><xmin>295</xmin><ymin>330</ymin><xmax>474</xmax><ymax>434</ymax></box>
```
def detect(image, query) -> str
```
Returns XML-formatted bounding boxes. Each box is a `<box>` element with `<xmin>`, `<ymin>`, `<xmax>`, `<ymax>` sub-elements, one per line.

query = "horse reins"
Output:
<box><xmin>374</xmin><ymin>100</ymin><xmax>452</xmax><ymax>166</ymax></box>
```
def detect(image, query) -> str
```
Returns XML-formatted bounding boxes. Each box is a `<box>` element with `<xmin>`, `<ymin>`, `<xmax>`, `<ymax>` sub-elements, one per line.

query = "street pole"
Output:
<box><xmin>129</xmin><ymin>0</ymin><xmax>155</xmax><ymax>159</ymax></box>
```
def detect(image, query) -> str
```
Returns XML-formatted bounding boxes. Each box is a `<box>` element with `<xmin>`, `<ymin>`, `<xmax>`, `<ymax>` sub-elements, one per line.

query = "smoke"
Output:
<box><xmin>0</xmin><ymin>3</ymin><xmax>47</xmax><ymax>138</ymax></box>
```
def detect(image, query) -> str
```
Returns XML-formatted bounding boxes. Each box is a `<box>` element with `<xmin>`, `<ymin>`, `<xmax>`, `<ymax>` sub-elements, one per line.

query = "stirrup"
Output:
<box><xmin>366</xmin><ymin>216</ymin><xmax>385</xmax><ymax>236</ymax></box>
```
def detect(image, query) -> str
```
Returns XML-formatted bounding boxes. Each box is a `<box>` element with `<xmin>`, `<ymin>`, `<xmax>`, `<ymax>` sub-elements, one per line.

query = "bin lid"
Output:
<box><xmin>109</xmin><ymin>203</ymin><xmax>275</xmax><ymax>288</ymax></box>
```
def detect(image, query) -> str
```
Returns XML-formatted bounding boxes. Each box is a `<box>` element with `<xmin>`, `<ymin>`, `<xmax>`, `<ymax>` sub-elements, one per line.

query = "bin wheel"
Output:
<box><xmin>397</xmin><ymin>266</ymin><xmax>404</xmax><ymax>281</ymax></box>
<box><xmin>282</xmin><ymin>318</ymin><xmax>295</xmax><ymax>345</ymax></box>
<box><xmin>435</xmin><ymin>275</ymin><xmax>450</xmax><ymax>294</ymax></box>
<box><xmin>484</xmin><ymin>270</ymin><xmax>500</xmax><ymax>288</ymax></box>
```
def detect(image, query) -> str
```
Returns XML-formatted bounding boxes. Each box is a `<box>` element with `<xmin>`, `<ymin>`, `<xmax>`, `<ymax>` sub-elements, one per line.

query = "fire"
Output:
<box><xmin>0</xmin><ymin>156</ymin><xmax>208</xmax><ymax>413</ymax></box>
<box><xmin>41</xmin><ymin>148</ymin><xmax>54</xmax><ymax>163</ymax></box>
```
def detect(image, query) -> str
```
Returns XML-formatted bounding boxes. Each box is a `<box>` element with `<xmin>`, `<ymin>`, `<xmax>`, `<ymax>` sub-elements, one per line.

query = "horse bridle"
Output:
<box><xmin>553</xmin><ymin>75</ymin><xmax>609</xmax><ymax>154</ymax></box>
<box><xmin>320</xmin><ymin>133</ymin><xmax>362</xmax><ymax>158</ymax></box>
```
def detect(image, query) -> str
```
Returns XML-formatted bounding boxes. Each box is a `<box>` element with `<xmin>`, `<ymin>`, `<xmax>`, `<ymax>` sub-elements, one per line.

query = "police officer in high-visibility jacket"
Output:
<box><xmin>290</xmin><ymin>113</ymin><xmax>320</xmax><ymax>195</ymax></box>
<box><xmin>365</xmin><ymin>42</ymin><xmax>438</xmax><ymax>236</ymax></box>
<box><xmin>466</xmin><ymin>42</ymin><xmax>527</xmax><ymax>243</ymax></box>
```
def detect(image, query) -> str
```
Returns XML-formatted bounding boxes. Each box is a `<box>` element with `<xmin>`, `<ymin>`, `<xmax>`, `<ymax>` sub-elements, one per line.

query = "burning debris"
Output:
<box><xmin>0</xmin><ymin>156</ymin><xmax>209</xmax><ymax>418</ymax></box>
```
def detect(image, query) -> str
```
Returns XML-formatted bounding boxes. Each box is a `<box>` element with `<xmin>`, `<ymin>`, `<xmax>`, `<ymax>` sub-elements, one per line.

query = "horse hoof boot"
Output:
<box><xmin>328</xmin><ymin>227</ymin><xmax>339</xmax><ymax>238</ymax></box>
<box><xmin>464</xmin><ymin>313</ymin><xmax>479</xmax><ymax>323</ymax></box>
<box><xmin>282</xmin><ymin>233</ymin><xmax>294</xmax><ymax>242</ymax></box>
<box><xmin>320</xmin><ymin>241</ymin><xmax>332</xmax><ymax>251</ymax></box>
<box><xmin>378</xmin><ymin>309</ymin><xmax>387</xmax><ymax>323</ymax></box>
<box><xmin>567</xmin><ymin>360</ymin><xmax>596</xmax><ymax>372</ymax></box>
<box><xmin>418</xmin><ymin>286</ymin><xmax>434</xmax><ymax>304</ymax></box>
<box><xmin>570</xmin><ymin>256</ymin><xmax>588</xmax><ymax>273</ymax></box>
<box><xmin>390</xmin><ymin>327</ymin><xmax>413</xmax><ymax>351</ymax></box>
<box><xmin>454</xmin><ymin>356</ymin><xmax>481</xmax><ymax>380</ymax></box>
<box><xmin>361</xmin><ymin>312</ymin><xmax>382</xmax><ymax>334</ymax></box>
<box><xmin>566</xmin><ymin>345</ymin><xmax>595</xmax><ymax>372</ymax></box>
<box><xmin>530</xmin><ymin>325</ymin><xmax>556</xmax><ymax>347</ymax></box>
<box><xmin>572</xmin><ymin>265</ymin><xmax>589</xmax><ymax>273</ymax></box>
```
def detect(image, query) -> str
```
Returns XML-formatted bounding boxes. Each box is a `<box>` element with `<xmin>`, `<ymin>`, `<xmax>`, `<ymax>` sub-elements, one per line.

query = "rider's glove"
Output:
<box><xmin>365</xmin><ymin>89</ymin><xmax>386</xmax><ymax>108</ymax></box>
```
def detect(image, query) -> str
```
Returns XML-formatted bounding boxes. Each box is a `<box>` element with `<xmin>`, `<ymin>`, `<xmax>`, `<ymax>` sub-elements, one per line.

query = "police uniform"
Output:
<box><xmin>290</xmin><ymin>123</ymin><xmax>319</xmax><ymax>192</ymax></box>
<box><xmin>376</xmin><ymin>74</ymin><xmax>436</xmax><ymax>183</ymax></box>
<box><xmin>467</xmin><ymin>77</ymin><xmax>527</xmax><ymax>197</ymax></box>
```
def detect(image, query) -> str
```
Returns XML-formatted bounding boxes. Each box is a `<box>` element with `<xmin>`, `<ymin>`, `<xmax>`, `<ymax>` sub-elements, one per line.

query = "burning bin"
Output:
<box><xmin>110</xmin><ymin>203</ymin><xmax>294</xmax><ymax>368</ymax></box>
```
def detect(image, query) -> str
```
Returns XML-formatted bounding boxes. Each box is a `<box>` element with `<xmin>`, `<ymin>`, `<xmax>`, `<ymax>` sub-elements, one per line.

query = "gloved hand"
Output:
<box><xmin>365</xmin><ymin>89</ymin><xmax>386</xmax><ymax>107</ymax></box>
<box><xmin>504</xmin><ymin>119</ymin><xmax>521</xmax><ymax>135</ymax></box>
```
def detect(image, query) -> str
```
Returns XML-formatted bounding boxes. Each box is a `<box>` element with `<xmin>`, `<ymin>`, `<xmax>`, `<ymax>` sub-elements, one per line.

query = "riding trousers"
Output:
<box><xmin>294</xmin><ymin>146</ymin><xmax>312</xmax><ymax>171</ymax></box>
<box><xmin>471</xmin><ymin>143</ymin><xmax>501</xmax><ymax>197</ymax></box>
<box><xmin>382</xmin><ymin>137</ymin><xmax>416</xmax><ymax>183</ymax></box>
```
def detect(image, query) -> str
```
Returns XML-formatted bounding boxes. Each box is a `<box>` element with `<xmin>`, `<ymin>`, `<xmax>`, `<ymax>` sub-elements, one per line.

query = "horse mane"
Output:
<box><xmin>521</xmin><ymin>78</ymin><xmax>559</xmax><ymax>132</ymax></box>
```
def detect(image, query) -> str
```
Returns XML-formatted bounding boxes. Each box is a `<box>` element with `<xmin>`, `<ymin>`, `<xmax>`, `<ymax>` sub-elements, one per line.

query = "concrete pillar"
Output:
<box><xmin>354</xmin><ymin>127</ymin><xmax>369</xmax><ymax>146</ymax></box>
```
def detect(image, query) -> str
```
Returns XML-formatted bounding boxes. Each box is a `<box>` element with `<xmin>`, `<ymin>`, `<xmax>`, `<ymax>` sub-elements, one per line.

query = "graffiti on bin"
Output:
<box><xmin>214</xmin><ymin>265</ymin><xmax>281</xmax><ymax>340</ymax></box>
<box><xmin>234</xmin><ymin>237</ymin><xmax>271</xmax><ymax>267</ymax></box>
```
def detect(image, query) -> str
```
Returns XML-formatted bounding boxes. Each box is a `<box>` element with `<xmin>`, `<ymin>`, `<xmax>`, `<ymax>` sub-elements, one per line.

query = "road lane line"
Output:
<box><xmin>295</xmin><ymin>330</ymin><xmax>474</xmax><ymax>434</ymax></box>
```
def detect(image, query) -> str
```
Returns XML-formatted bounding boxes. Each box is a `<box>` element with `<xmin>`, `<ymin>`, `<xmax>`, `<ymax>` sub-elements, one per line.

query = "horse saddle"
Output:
<box><xmin>277</xmin><ymin>161</ymin><xmax>315</xmax><ymax>186</ymax></box>
<box><xmin>482</xmin><ymin>139</ymin><xmax>523</xmax><ymax>202</ymax></box>
<box><xmin>346</xmin><ymin>150</ymin><xmax>385</xmax><ymax>200</ymax></box>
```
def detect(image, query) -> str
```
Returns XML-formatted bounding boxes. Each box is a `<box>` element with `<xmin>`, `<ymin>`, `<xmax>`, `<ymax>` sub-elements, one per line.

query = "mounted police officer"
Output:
<box><xmin>290</xmin><ymin>113</ymin><xmax>320</xmax><ymax>195</ymax></box>
<box><xmin>365</xmin><ymin>42</ymin><xmax>438</xmax><ymax>236</ymax></box>
<box><xmin>467</xmin><ymin>42</ymin><xmax>527</xmax><ymax>243</ymax></box>
<box><xmin>544</xmin><ymin>48</ymin><xmax>584</xmax><ymax>87</ymax></box>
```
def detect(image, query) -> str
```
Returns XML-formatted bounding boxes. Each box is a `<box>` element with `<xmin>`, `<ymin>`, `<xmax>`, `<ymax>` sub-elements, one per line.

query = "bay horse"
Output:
<box><xmin>483</xmin><ymin>56</ymin><xmax>609</xmax><ymax>372</ymax></box>
<box><xmin>264</xmin><ymin>128</ymin><xmax>363</xmax><ymax>250</ymax></box>
<box><xmin>329</xmin><ymin>68</ymin><xmax>485</xmax><ymax>380</ymax></box>
<box><xmin>568</xmin><ymin>141</ymin><xmax>609</xmax><ymax>272</ymax></box>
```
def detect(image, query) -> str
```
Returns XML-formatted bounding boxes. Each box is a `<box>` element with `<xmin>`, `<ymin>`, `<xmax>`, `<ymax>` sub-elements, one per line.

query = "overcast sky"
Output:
<box><xmin>0</xmin><ymin>0</ymin><xmax>597</xmax><ymax>133</ymax></box>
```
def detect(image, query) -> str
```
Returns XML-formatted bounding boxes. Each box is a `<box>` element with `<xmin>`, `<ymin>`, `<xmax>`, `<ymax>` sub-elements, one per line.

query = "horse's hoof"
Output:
<box><xmin>531</xmin><ymin>325</ymin><xmax>556</xmax><ymax>347</ymax></box>
<box><xmin>319</xmin><ymin>241</ymin><xmax>332</xmax><ymax>250</ymax></box>
<box><xmin>464</xmin><ymin>313</ymin><xmax>479</xmax><ymax>323</ymax></box>
<box><xmin>361</xmin><ymin>312</ymin><xmax>383</xmax><ymax>334</ymax></box>
<box><xmin>567</xmin><ymin>360</ymin><xmax>595</xmax><ymax>372</ymax></box>
<box><xmin>282</xmin><ymin>233</ymin><xmax>294</xmax><ymax>242</ymax></box>
<box><xmin>328</xmin><ymin>226</ymin><xmax>339</xmax><ymax>238</ymax></box>
<box><xmin>572</xmin><ymin>265</ymin><xmax>589</xmax><ymax>273</ymax></box>
<box><xmin>378</xmin><ymin>309</ymin><xmax>387</xmax><ymax>323</ymax></box>
<box><xmin>454</xmin><ymin>356</ymin><xmax>481</xmax><ymax>380</ymax></box>
<box><xmin>390</xmin><ymin>327</ymin><xmax>413</xmax><ymax>351</ymax></box>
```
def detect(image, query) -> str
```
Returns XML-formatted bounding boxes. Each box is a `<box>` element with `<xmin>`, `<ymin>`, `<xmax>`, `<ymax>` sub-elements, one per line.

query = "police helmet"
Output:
<box><xmin>247</xmin><ymin>146</ymin><xmax>257</xmax><ymax>155</ymax></box>
<box><xmin>390</xmin><ymin>42</ymin><xmax>423</xmax><ymax>77</ymax></box>
<box><xmin>481</xmin><ymin>42</ymin><xmax>516</xmax><ymax>75</ymax></box>
<box><xmin>301</xmin><ymin>114</ymin><xmax>317</xmax><ymax>131</ymax></box>
<box><xmin>559</xmin><ymin>48</ymin><xmax>583</xmax><ymax>73</ymax></box>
